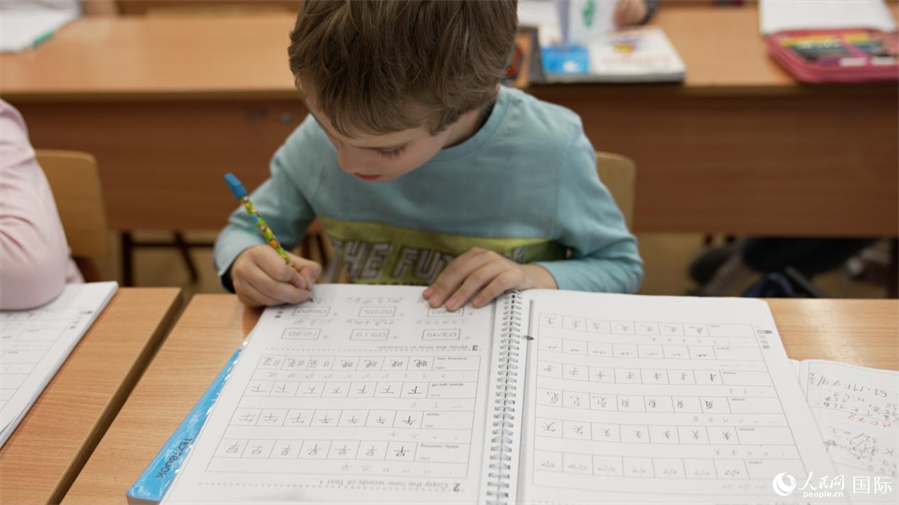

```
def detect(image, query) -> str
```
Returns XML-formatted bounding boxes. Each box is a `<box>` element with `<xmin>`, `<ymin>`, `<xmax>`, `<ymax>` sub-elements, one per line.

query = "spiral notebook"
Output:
<box><xmin>162</xmin><ymin>285</ymin><xmax>843</xmax><ymax>504</ymax></box>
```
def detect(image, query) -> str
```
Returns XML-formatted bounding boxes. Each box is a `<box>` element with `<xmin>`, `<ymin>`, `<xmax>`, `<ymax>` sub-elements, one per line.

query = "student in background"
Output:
<box><xmin>0</xmin><ymin>100</ymin><xmax>83</xmax><ymax>310</ymax></box>
<box><xmin>614</xmin><ymin>0</ymin><xmax>658</xmax><ymax>27</ymax></box>
<box><xmin>214</xmin><ymin>0</ymin><xmax>643</xmax><ymax>309</ymax></box>
<box><xmin>693</xmin><ymin>237</ymin><xmax>875</xmax><ymax>297</ymax></box>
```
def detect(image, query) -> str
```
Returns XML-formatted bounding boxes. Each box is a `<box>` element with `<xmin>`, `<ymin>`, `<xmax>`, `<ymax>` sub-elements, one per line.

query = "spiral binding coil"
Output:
<box><xmin>484</xmin><ymin>292</ymin><xmax>524</xmax><ymax>505</ymax></box>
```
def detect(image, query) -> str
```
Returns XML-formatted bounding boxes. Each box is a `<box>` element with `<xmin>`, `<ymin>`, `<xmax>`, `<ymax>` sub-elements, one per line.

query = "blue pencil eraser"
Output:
<box><xmin>224</xmin><ymin>173</ymin><xmax>247</xmax><ymax>199</ymax></box>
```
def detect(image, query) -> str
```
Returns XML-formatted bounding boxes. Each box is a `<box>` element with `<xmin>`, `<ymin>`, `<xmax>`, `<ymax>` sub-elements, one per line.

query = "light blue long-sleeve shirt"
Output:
<box><xmin>214</xmin><ymin>86</ymin><xmax>643</xmax><ymax>293</ymax></box>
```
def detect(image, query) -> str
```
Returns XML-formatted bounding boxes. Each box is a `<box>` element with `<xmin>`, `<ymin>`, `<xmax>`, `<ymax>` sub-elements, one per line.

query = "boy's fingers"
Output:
<box><xmin>444</xmin><ymin>261</ymin><xmax>508</xmax><ymax>312</ymax></box>
<box><xmin>428</xmin><ymin>249</ymin><xmax>494</xmax><ymax>307</ymax></box>
<box><xmin>287</xmin><ymin>252</ymin><xmax>322</xmax><ymax>289</ymax></box>
<box><xmin>257</xmin><ymin>248</ymin><xmax>301</xmax><ymax>285</ymax></box>
<box><xmin>301</xmin><ymin>265</ymin><xmax>322</xmax><ymax>288</ymax></box>
<box><xmin>473</xmin><ymin>270</ymin><xmax>521</xmax><ymax>308</ymax></box>
<box><xmin>247</xmin><ymin>264</ymin><xmax>309</xmax><ymax>305</ymax></box>
<box><xmin>236</xmin><ymin>276</ymin><xmax>282</xmax><ymax>307</ymax></box>
<box><xmin>236</xmin><ymin>291</ymin><xmax>262</xmax><ymax>308</ymax></box>
<box><xmin>234</xmin><ymin>279</ymin><xmax>264</xmax><ymax>307</ymax></box>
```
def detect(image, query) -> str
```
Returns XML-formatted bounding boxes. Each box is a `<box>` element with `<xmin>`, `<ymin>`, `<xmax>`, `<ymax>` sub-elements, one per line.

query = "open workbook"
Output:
<box><xmin>0</xmin><ymin>282</ymin><xmax>118</xmax><ymax>446</ymax></box>
<box><xmin>163</xmin><ymin>285</ymin><xmax>850</xmax><ymax>504</ymax></box>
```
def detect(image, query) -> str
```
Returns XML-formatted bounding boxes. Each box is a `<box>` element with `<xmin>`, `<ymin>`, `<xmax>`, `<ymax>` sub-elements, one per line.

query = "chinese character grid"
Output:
<box><xmin>531</xmin><ymin>312</ymin><xmax>807</xmax><ymax>494</ymax></box>
<box><xmin>207</xmin><ymin>353</ymin><xmax>481</xmax><ymax>479</ymax></box>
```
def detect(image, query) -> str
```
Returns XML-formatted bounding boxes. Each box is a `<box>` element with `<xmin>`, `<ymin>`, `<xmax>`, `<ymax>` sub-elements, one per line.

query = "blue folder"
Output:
<box><xmin>126</xmin><ymin>348</ymin><xmax>242</xmax><ymax>504</ymax></box>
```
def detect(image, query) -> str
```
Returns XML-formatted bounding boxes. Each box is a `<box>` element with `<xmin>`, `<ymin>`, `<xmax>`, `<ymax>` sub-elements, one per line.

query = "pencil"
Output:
<box><xmin>224</xmin><ymin>173</ymin><xmax>312</xmax><ymax>296</ymax></box>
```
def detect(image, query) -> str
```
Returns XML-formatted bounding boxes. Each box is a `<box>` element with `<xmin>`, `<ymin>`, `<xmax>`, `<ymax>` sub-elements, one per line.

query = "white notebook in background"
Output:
<box><xmin>162</xmin><ymin>285</ymin><xmax>844</xmax><ymax>504</ymax></box>
<box><xmin>583</xmin><ymin>26</ymin><xmax>685</xmax><ymax>83</ymax></box>
<box><xmin>760</xmin><ymin>0</ymin><xmax>897</xmax><ymax>35</ymax></box>
<box><xmin>0</xmin><ymin>6</ymin><xmax>78</xmax><ymax>53</ymax></box>
<box><xmin>0</xmin><ymin>282</ymin><xmax>118</xmax><ymax>446</ymax></box>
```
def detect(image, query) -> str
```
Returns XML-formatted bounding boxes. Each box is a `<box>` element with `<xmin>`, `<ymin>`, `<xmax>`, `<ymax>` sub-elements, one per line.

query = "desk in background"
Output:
<box><xmin>0</xmin><ymin>288</ymin><xmax>183</xmax><ymax>505</ymax></box>
<box><xmin>60</xmin><ymin>294</ymin><xmax>898</xmax><ymax>504</ymax></box>
<box><xmin>0</xmin><ymin>3</ymin><xmax>896</xmax><ymax>236</ymax></box>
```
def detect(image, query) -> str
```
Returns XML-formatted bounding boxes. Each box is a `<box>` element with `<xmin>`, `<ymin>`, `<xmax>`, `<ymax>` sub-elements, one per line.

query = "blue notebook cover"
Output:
<box><xmin>126</xmin><ymin>348</ymin><xmax>242</xmax><ymax>505</ymax></box>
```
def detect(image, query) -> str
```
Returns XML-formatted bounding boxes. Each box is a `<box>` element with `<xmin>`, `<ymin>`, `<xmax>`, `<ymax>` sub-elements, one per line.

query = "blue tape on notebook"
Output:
<box><xmin>126</xmin><ymin>348</ymin><xmax>242</xmax><ymax>505</ymax></box>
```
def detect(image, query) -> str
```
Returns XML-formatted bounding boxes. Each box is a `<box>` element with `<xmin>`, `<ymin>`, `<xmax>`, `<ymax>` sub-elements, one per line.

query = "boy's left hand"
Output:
<box><xmin>423</xmin><ymin>247</ymin><xmax>557</xmax><ymax>311</ymax></box>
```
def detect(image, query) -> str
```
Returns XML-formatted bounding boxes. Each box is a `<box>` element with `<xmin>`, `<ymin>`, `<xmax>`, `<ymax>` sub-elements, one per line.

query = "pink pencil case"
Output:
<box><xmin>766</xmin><ymin>29</ymin><xmax>899</xmax><ymax>83</ymax></box>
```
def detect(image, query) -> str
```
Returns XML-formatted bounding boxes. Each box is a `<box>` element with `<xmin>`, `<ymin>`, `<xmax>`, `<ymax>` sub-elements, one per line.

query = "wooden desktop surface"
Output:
<box><xmin>4</xmin><ymin>4</ymin><xmax>897</xmax><ymax>97</ymax></box>
<box><xmin>0</xmin><ymin>4</ymin><xmax>896</xmax><ymax>235</ymax></box>
<box><xmin>60</xmin><ymin>294</ymin><xmax>898</xmax><ymax>504</ymax></box>
<box><xmin>0</xmin><ymin>288</ymin><xmax>183</xmax><ymax>505</ymax></box>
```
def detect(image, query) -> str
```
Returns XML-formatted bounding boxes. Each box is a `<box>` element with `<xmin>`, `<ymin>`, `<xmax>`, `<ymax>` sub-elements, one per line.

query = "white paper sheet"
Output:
<box><xmin>799</xmin><ymin>360</ymin><xmax>898</xmax><ymax>503</ymax></box>
<box><xmin>519</xmin><ymin>0</ymin><xmax>563</xmax><ymax>46</ymax></box>
<box><xmin>163</xmin><ymin>285</ymin><xmax>497</xmax><ymax>504</ymax></box>
<box><xmin>0</xmin><ymin>0</ymin><xmax>79</xmax><ymax>53</ymax></box>
<box><xmin>519</xmin><ymin>0</ymin><xmax>616</xmax><ymax>47</ymax></box>
<box><xmin>563</xmin><ymin>0</ymin><xmax>616</xmax><ymax>46</ymax></box>
<box><xmin>760</xmin><ymin>0</ymin><xmax>897</xmax><ymax>35</ymax></box>
<box><xmin>518</xmin><ymin>291</ymin><xmax>846</xmax><ymax>504</ymax></box>
<box><xmin>584</xmin><ymin>27</ymin><xmax>685</xmax><ymax>82</ymax></box>
<box><xmin>0</xmin><ymin>282</ymin><xmax>118</xmax><ymax>446</ymax></box>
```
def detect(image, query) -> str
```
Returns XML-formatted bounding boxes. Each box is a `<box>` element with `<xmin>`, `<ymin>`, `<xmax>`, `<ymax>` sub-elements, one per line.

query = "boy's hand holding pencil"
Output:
<box><xmin>225</xmin><ymin>173</ymin><xmax>321</xmax><ymax>307</ymax></box>
<box><xmin>231</xmin><ymin>245</ymin><xmax>320</xmax><ymax>307</ymax></box>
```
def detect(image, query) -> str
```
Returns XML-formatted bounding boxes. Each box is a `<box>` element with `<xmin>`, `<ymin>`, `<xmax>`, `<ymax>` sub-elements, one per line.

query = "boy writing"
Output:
<box><xmin>214</xmin><ymin>0</ymin><xmax>642</xmax><ymax>310</ymax></box>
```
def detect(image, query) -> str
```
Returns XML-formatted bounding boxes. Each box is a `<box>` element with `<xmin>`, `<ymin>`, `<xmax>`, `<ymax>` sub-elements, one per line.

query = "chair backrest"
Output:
<box><xmin>595</xmin><ymin>152</ymin><xmax>636</xmax><ymax>231</ymax></box>
<box><xmin>35</xmin><ymin>150</ymin><xmax>110</xmax><ymax>258</ymax></box>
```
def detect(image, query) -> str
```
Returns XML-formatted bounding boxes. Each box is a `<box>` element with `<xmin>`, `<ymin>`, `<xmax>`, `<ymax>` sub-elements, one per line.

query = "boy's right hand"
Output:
<box><xmin>231</xmin><ymin>245</ymin><xmax>322</xmax><ymax>307</ymax></box>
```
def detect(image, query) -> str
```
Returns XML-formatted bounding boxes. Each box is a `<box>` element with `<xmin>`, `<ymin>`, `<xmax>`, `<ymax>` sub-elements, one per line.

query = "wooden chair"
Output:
<box><xmin>596</xmin><ymin>151</ymin><xmax>636</xmax><ymax>231</ymax></box>
<box><xmin>35</xmin><ymin>150</ymin><xmax>110</xmax><ymax>281</ymax></box>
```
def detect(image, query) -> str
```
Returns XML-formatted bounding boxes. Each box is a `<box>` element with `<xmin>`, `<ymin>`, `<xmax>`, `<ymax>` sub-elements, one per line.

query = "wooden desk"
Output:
<box><xmin>61</xmin><ymin>295</ymin><xmax>898</xmax><ymax>504</ymax></box>
<box><xmin>1</xmin><ymin>4</ymin><xmax>896</xmax><ymax>236</ymax></box>
<box><xmin>0</xmin><ymin>288</ymin><xmax>182</xmax><ymax>505</ymax></box>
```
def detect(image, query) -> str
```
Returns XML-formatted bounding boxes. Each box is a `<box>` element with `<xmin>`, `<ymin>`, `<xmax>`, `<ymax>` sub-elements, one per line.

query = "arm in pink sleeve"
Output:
<box><xmin>0</xmin><ymin>101</ymin><xmax>72</xmax><ymax>309</ymax></box>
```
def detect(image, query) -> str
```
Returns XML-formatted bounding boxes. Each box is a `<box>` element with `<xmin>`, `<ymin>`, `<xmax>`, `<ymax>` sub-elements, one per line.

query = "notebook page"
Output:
<box><xmin>517</xmin><ymin>291</ymin><xmax>846</xmax><ymax>504</ymax></box>
<box><xmin>585</xmin><ymin>28</ymin><xmax>686</xmax><ymax>83</ymax></box>
<box><xmin>0</xmin><ymin>10</ymin><xmax>77</xmax><ymax>52</ymax></box>
<box><xmin>0</xmin><ymin>282</ymin><xmax>118</xmax><ymax>446</ymax></box>
<box><xmin>759</xmin><ymin>0</ymin><xmax>897</xmax><ymax>35</ymax></box>
<box><xmin>163</xmin><ymin>285</ymin><xmax>496</xmax><ymax>504</ymax></box>
<box><xmin>799</xmin><ymin>360</ymin><xmax>898</xmax><ymax>503</ymax></box>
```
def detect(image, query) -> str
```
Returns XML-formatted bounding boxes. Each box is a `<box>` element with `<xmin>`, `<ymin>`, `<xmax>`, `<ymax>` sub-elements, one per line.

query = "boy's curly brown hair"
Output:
<box><xmin>288</xmin><ymin>0</ymin><xmax>518</xmax><ymax>137</ymax></box>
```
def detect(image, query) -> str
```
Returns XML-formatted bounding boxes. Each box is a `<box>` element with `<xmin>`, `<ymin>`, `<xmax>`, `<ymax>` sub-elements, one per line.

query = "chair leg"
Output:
<box><xmin>888</xmin><ymin>239</ymin><xmax>898</xmax><ymax>299</ymax></box>
<box><xmin>121</xmin><ymin>231</ymin><xmax>135</xmax><ymax>287</ymax></box>
<box><xmin>173</xmin><ymin>232</ymin><xmax>200</xmax><ymax>283</ymax></box>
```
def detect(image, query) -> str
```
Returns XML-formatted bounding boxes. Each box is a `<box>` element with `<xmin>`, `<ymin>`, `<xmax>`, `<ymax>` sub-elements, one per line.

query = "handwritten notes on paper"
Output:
<box><xmin>800</xmin><ymin>360</ymin><xmax>898</xmax><ymax>502</ymax></box>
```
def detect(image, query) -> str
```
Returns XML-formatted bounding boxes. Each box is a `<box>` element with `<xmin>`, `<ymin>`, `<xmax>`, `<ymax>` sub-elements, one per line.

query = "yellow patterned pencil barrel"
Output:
<box><xmin>241</xmin><ymin>198</ymin><xmax>295</xmax><ymax>269</ymax></box>
<box><xmin>225</xmin><ymin>173</ymin><xmax>302</xmax><ymax>278</ymax></box>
